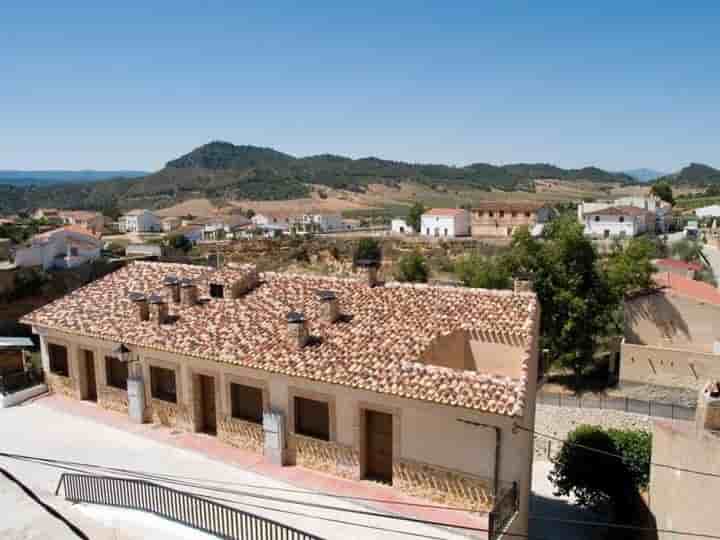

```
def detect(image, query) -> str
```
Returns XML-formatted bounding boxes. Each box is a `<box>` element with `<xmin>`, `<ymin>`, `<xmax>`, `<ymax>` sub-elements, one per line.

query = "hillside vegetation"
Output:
<box><xmin>0</xmin><ymin>141</ymin><xmax>635</xmax><ymax>213</ymax></box>
<box><xmin>658</xmin><ymin>163</ymin><xmax>720</xmax><ymax>186</ymax></box>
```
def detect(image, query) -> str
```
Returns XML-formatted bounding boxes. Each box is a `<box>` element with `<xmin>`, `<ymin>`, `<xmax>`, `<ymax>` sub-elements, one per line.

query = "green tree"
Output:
<box><xmin>550</xmin><ymin>425</ymin><xmax>651</xmax><ymax>521</ymax></box>
<box><xmin>395</xmin><ymin>251</ymin><xmax>429</xmax><ymax>283</ymax></box>
<box><xmin>650</xmin><ymin>181</ymin><xmax>675</xmax><ymax>205</ymax></box>
<box><xmin>455</xmin><ymin>254</ymin><xmax>512</xmax><ymax>289</ymax></box>
<box><xmin>671</xmin><ymin>238</ymin><xmax>704</xmax><ymax>263</ymax></box>
<box><xmin>406</xmin><ymin>202</ymin><xmax>426</xmax><ymax>233</ymax></box>
<box><xmin>604</xmin><ymin>237</ymin><xmax>656</xmax><ymax>300</ymax></box>
<box><xmin>353</xmin><ymin>238</ymin><xmax>382</xmax><ymax>265</ymax></box>
<box><xmin>166</xmin><ymin>233</ymin><xmax>192</xmax><ymax>253</ymax></box>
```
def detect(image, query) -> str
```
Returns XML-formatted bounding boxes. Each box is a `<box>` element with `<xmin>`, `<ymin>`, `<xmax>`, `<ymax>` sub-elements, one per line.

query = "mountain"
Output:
<box><xmin>0</xmin><ymin>170</ymin><xmax>148</xmax><ymax>186</ymax></box>
<box><xmin>622</xmin><ymin>168</ymin><xmax>667</xmax><ymax>182</ymax></box>
<box><xmin>657</xmin><ymin>163</ymin><xmax>720</xmax><ymax>186</ymax></box>
<box><xmin>0</xmin><ymin>141</ymin><xmax>635</xmax><ymax>214</ymax></box>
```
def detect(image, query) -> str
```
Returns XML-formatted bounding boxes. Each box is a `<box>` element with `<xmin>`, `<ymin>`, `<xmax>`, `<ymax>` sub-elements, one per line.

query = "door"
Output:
<box><xmin>83</xmin><ymin>350</ymin><xmax>97</xmax><ymax>402</ymax></box>
<box><xmin>365</xmin><ymin>410</ymin><xmax>393</xmax><ymax>484</ymax></box>
<box><xmin>199</xmin><ymin>375</ymin><xmax>217</xmax><ymax>435</ymax></box>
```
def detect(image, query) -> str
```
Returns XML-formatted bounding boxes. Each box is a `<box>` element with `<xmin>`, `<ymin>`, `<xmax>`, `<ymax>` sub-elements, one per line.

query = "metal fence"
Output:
<box><xmin>537</xmin><ymin>391</ymin><xmax>695</xmax><ymax>421</ymax></box>
<box><xmin>0</xmin><ymin>368</ymin><xmax>44</xmax><ymax>396</ymax></box>
<box><xmin>488</xmin><ymin>482</ymin><xmax>518</xmax><ymax>540</ymax></box>
<box><xmin>56</xmin><ymin>473</ymin><xmax>323</xmax><ymax>540</ymax></box>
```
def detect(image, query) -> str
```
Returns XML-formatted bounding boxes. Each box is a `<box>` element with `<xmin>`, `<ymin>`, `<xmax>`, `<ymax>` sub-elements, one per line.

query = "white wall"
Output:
<box><xmin>420</xmin><ymin>212</ymin><xmax>470</xmax><ymax>237</ymax></box>
<box><xmin>584</xmin><ymin>214</ymin><xmax>643</xmax><ymax>237</ymax></box>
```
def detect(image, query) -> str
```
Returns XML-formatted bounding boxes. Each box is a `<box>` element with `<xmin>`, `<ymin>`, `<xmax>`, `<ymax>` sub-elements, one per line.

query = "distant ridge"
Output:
<box><xmin>0</xmin><ymin>170</ymin><xmax>149</xmax><ymax>186</ymax></box>
<box><xmin>622</xmin><ymin>168</ymin><xmax>667</xmax><ymax>182</ymax></box>
<box><xmin>656</xmin><ymin>163</ymin><xmax>720</xmax><ymax>186</ymax></box>
<box><xmin>0</xmin><ymin>141</ymin><xmax>635</xmax><ymax>213</ymax></box>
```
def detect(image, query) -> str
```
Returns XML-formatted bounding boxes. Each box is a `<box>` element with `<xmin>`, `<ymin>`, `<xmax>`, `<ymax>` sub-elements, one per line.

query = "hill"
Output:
<box><xmin>0</xmin><ymin>170</ymin><xmax>148</xmax><ymax>186</ymax></box>
<box><xmin>622</xmin><ymin>168</ymin><xmax>667</xmax><ymax>182</ymax></box>
<box><xmin>0</xmin><ymin>141</ymin><xmax>635</xmax><ymax>214</ymax></box>
<box><xmin>658</xmin><ymin>163</ymin><xmax>720</xmax><ymax>186</ymax></box>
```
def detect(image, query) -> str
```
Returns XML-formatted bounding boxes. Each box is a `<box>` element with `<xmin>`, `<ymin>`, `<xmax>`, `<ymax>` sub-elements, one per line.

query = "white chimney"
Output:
<box><xmin>317</xmin><ymin>290</ymin><xmax>340</xmax><ymax>323</ymax></box>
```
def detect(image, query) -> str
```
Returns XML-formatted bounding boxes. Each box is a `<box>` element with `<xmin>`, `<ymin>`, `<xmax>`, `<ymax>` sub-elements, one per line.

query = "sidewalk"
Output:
<box><xmin>0</xmin><ymin>394</ymin><xmax>490</xmax><ymax>539</ymax></box>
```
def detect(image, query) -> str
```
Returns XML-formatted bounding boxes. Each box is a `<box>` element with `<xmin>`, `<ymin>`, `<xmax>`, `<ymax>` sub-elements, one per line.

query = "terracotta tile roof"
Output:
<box><xmin>654</xmin><ymin>259</ymin><xmax>703</xmax><ymax>273</ymax></box>
<box><xmin>21</xmin><ymin>262</ymin><xmax>539</xmax><ymax>416</ymax></box>
<box><xmin>59</xmin><ymin>210</ymin><xmax>100</xmax><ymax>220</ymax></box>
<box><xmin>32</xmin><ymin>226</ymin><xmax>101</xmax><ymax>242</ymax></box>
<box><xmin>584</xmin><ymin>206</ymin><xmax>651</xmax><ymax>217</ymax></box>
<box><xmin>423</xmin><ymin>208</ymin><xmax>469</xmax><ymax>217</ymax></box>
<box><xmin>653</xmin><ymin>272</ymin><xmax>720</xmax><ymax>306</ymax></box>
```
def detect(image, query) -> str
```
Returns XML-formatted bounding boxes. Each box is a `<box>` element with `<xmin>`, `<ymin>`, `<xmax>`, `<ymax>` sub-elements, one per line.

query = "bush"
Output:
<box><xmin>395</xmin><ymin>251</ymin><xmax>429</xmax><ymax>283</ymax></box>
<box><xmin>550</xmin><ymin>425</ymin><xmax>651</xmax><ymax>516</ymax></box>
<box><xmin>455</xmin><ymin>254</ymin><xmax>511</xmax><ymax>290</ymax></box>
<box><xmin>166</xmin><ymin>233</ymin><xmax>192</xmax><ymax>253</ymax></box>
<box><xmin>353</xmin><ymin>238</ymin><xmax>382</xmax><ymax>265</ymax></box>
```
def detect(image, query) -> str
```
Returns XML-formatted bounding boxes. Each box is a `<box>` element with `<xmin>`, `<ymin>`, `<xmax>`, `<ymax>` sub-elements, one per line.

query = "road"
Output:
<box><xmin>0</xmin><ymin>399</ymin><xmax>481</xmax><ymax>540</ymax></box>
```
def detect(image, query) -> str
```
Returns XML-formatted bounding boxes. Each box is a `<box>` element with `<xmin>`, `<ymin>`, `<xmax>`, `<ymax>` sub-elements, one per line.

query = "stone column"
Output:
<box><xmin>34</xmin><ymin>326</ymin><xmax>50</xmax><ymax>372</ymax></box>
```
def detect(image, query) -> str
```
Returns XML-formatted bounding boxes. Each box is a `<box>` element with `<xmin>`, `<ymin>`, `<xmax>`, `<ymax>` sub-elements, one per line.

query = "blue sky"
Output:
<box><xmin>2</xmin><ymin>1</ymin><xmax>719</xmax><ymax>171</ymax></box>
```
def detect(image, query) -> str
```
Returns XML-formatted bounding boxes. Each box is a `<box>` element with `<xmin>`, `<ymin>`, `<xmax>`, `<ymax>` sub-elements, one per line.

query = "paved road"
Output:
<box><xmin>0</xmin><ymin>400</ymin><xmax>478</xmax><ymax>540</ymax></box>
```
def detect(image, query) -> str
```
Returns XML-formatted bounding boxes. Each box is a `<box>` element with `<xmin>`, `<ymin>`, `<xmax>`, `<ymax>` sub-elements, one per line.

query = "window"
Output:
<box><xmin>525</xmin><ymin>212</ymin><xmax>531</xmax><ymax>218</ymax></box>
<box><xmin>294</xmin><ymin>396</ymin><xmax>330</xmax><ymax>441</ymax></box>
<box><xmin>511</xmin><ymin>212</ymin><xmax>517</xmax><ymax>218</ymax></box>
<box><xmin>105</xmin><ymin>356</ymin><xmax>128</xmax><ymax>390</ymax></box>
<box><xmin>594</xmin><ymin>216</ymin><xmax>600</xmax><ymax>222</ymax></box>
<box><xmin>230</xmin><ymin>383</ymin><xmax>264</xmax><ymax>423</ymax></box>
<box><xmin>499</xmin><ymin>211</ymin><xmax>505</xmax><ymax>218</ymax></box>
<box><xmin>48</xmin><ymin>344</ymin><xmax>69</xmax><ymax>376</ymax></box>
<box><xmin>209</xmin><ymin>283</ymin><xmax>224</xmax><ymax>298</ymax></box>
<box><xmin>151</xmin><ymin>366</ymin><xmax>177</xmax><ymax>403</ymax></box>
<box><xmin>488</xmin><ymin>211</ymin><xmax>494</xmax><ymax>217</ymax></box>
<box><xmin>619</xmin><ymin>216</ymin><xmax>625</xmax><ymax>223</ymax></box>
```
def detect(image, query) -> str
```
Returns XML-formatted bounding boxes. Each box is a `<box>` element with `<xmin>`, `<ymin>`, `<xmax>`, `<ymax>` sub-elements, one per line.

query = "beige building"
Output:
<box><xmin>22</xmin><ymin>261</ymin><xmax>541</xmax><ymax>537</ymax></box>
<box><xmin>621</xmin><ymin>272</ymin><xmax>720</xmax><ymax>390</ymax></box>
<box><xmin>58</xmin><ymin>210</ymin><xmax>106</xmax><ymax>234</ymax></box>
<box><xmin>650</xmin><ymin>382</ymin><xmax>720</xmax><ymax>540</ymax></box>
<box><xmin>471</xmin><ymin>202</ymin><xmax>553</xmax><ymax>238</ymax></box>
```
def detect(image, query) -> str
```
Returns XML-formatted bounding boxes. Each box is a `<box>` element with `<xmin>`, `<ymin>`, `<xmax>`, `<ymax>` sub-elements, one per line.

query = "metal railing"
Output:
<box><xmin>56</xmin><ymin>473</ymin><xmax>323</xmax><ymax>540</ymax></box>
<box><xmin>488</xmin><ymin>482</ymin><xmax>518</xmax><ymax>540</ymax></box>
<box><xmin>537</xmin><ymin>391</ymin><xmax>696</xmax><ymax>421</ymax></box>
<box><xmin>0</xmin><ymin>368</ymin><xmax>44</xmax><ymax>396</ymax></box>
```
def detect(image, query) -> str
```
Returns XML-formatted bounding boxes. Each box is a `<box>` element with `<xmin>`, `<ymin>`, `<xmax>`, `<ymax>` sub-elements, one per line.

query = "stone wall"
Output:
<box><xmin>393</xmin><ymin>458</ymin><xmax>494</xmax><ymax>511</ymax></box>
<box><xmin>46</xmin><ymin>373</ymin><xmax>78</xmax><ymax>399</ymax></box>
<box><xmin>290</xmin><ymin>434</ymin><xmax>360</xmax><ymax>480</ymax></box>
<box><xmin>98</xmin><ymin>386</ymin><xmax>129</xmax><ymax>414</ymax></box>
<box><xmin>218</xmin><ymin>416</ymin><xmax>264</xmax><ymax>453</ymax></box>
<box><xmin>151</xmin><ymin>399</ymin><xmax>192</xmax><ymax>430</ymax></box>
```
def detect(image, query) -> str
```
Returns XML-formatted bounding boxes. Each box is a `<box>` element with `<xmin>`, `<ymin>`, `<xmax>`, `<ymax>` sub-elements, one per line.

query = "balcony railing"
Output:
<box><xmin>0</xmin><ymin>368</ymin><xmax>45</xmax><ymax>396</ymax></box>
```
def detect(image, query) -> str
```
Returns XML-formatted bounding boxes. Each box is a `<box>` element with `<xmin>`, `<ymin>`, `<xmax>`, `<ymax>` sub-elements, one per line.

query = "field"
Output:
<box><xmin>152</xmin><ymin>180</ymin><xmax>650</xmax><ymax>220</ymax></box>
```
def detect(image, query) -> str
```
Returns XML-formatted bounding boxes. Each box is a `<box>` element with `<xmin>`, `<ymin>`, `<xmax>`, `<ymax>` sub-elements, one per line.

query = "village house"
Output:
<box><xmin>161</xmin><ymin>216</ymin><xmax>182</xmax><ymax>233</ymax></box>
<box><xmin>58</xmin><ymin>210</ymin><xmax>106</xmax><ymax>234</ymax></box>
<box><xmin>251</xmin><ymin>212</ymin><xmax>292</xmax><ymax>233</ymax></box>
<box><xmin>420</xmin><ymin>209</ymin><xmax>471</xmax><ymax>238</ymax></box>
<box><xmin>119</xmin><ymin>209</ymin><xmax>162</xmax><ymax>233</ymax></box>
<box><xmin>32</xmin><ymin>208</ymin><xmax>62</xmax><ymax>222</ymax></box>
<box><xmin>578</xmin><ymin>196</ymin><xmax>671</xmax><ymax>233</ymax></box>
<box><xmin>22</xmin><ymin>261</ymin><xmax>540</xmax><ymax>537</ymax></box>
<box><xmin>291</xmin><ymin>213</ymin><xmax>344</xmax><ymax>233</ymax></box>
<box><xmin>582</xmin><ymin>206</ymin><xmax>653</xmax><ymax>238</ymax></box>
<box><xmin>471</xmin><ymin>202</ymin><xmax>553</xmax><ymax>238</ymax></box>
<box><xmin>695</xmin><ymin>204</ymin><xmax>720</xmax><ymax>220</ymax></box>
<box><xmin>621</xmin><ymin>272</ymin><xmax>720</xmax><ymax>390</ymax></box>
<box><xmin>14</xmin><ymin>226</ymin><xmax>102</xmax><ymax>270</ymax></box>
<box><xmin>201</xmin><ymin>215</ymin><xmax>251</xmax><ymax>241</ymax></box>
<box><xmin>391</xmin><ymin>218</ymin><xmax>413</xmax><ymax>235</ymax></box>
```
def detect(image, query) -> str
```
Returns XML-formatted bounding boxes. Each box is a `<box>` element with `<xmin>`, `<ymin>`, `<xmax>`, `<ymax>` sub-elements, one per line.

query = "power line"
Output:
<box><xmin>513</xmin><ymin>423</ymin><xmax>720</xmax><ymax>480</ymax></box>
<box><xmin>0</xmin><ymin>465</ymin><xmax>89</xmax><ymax>540</ymax></box>
<box><xmin>5</xmin><ymin>449</ymin><xmax>720</xmax><ymax>540</ymax></box>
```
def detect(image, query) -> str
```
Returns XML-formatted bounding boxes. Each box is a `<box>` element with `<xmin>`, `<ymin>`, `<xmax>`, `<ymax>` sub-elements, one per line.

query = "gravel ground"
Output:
<box><xmin>533</xmin><ymin>404</ymin><xmax>652</xmax><ymax>461</ymax></box>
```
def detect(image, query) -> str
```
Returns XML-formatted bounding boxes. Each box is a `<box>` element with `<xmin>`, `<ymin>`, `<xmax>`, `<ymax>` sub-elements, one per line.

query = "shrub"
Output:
<box><xmin>353</xmin><ymin>238</ymin><xmax>382</xmax><ymax>266</ymax></box>
<box><xmin>395</xmin><ymin>252</ymin><xmax>429</xmax><ymax>283</ymax></box>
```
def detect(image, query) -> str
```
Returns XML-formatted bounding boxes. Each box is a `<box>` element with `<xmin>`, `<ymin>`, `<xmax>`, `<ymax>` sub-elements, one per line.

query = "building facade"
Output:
<box><xmin>58</xmin><ymin>211</ymin><xmax>106</xmax><ymax>234</ymax></box>
<box><xmin>471</xmin><ymin>203</ymin><xmax>552</xmax><ymax>238</ymax></box>
<box><xmin>23</xmin><ymin>262</ymin><xmax>540</xmax><ymax>537</ymax></box>
<box><xmin>119</xmin><ymin>210</ymin><xmax>161</xmax><ymax>233</ymax></box>
<box><xmin>578</xmin><ymin>196</ymin><xmax>671</xmax><ymax>233</ymax></box>
<box><xmin>582</xmin><ymin>206</ymin><xmax>652</xmax><ymax>238</ymax></box>
<box><xmin>14</xmin><ymin>226</ymin><xmax>102</xmax><ymax>270</ymax></box>
<box><xmin>420</xmin><ymin>209</ymin><xmax>471</xmax><ymax>238</ymax></box>
<box><xmin>391</xmin><ymin>218</ymin><xmax>412</xmax><ymax>235</ymax></box>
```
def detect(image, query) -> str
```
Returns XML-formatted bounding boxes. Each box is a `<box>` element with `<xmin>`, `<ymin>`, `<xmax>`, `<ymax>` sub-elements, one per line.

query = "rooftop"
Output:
<box><xmin>423</xmin><ymin>208</ymin><xmax>469</xmax><ymax>217</ymax></box>
<box><xmin>654</xmin><ymin>259</ymin><xmax>704</xmax><ymax>273</ymax></box>
<box><xmin>584</xmin><ymin>205</ymin><xmax>651</xmax><ymax>217</ymax></box>
<box><xmin>653</xmin><ymin>272</ymin><xmax>720</xmax><ymax>307</ymax></box>
<box><xmin>472</xmin><ymin>202</ymin><xmax>546</xmax><ymax>213</ymax></box>
<box><xmin>22</xmin><ymin>262</ymin><xmax>539</xmax><ymax>417</ymax></box>
<box><xmin>32</xmin><ymin>226</ymin><xmax>101</xmax><ymax>243</ymax></box>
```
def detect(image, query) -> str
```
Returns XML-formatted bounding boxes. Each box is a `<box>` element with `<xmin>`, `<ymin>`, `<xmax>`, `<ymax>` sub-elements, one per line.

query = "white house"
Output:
<box><xmin>578</xmin><ymin>196</ymin><xmax>671</xmax><ymax>233</ymax></box>
<box><xmin>420</xmin><ymin>209</ymin><xmax>471</xmax><ymax>238</ymax></box>
<box><xmin>118</xmin><ymin>209</ymin><xmax>161</xmax><ymax>233</ymax></box>
<box><xmin>583</xmin><ymin>206</ymin><xmax>652</xmax><ymax>238</ymax></box>
<box><xmin>202</xmin><ymin>215</ymin><xmax>251</xmax><ymax>241</ymax></box>
<box><xmin>289</xmin><ymin>213</ymin><xmax>344</xmax><ymax>233</ymax></box>
<box><xmin>161</xmin><ymin>216</ymin><xmax>182</xmax><ymax>232</ymax></box>
<box><xmin>14</xmin><ymin>226</ymin><xmax>102</xmax><ymax>270</ymax></box>
<box><xmin>695</xmin><ymin>205</ymin><xmax>720</xmax><ymax>219</ymax></box>
<box><xmin>391</xmin><ymin>218</ymin><xmax>413</xmax><ymax>234</ymax></box>
<box><xmin>251</xmin><ymin>212</ymin><xmax>292</xmax><ymax>232</ymax></box>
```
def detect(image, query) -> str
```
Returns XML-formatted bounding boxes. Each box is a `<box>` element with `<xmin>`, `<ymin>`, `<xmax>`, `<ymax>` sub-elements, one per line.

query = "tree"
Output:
<box><xmin>406</xmin><ymin>202</ymin><xmax>426</xmax><ymax>233</ymax></box>
<box><xmin>604</xmin><ymin>237</ymin><xmax>656</xmax><ymax>300</ymax></box>
<box><xmin>671</xmin><ymin>238</ymin><xmax>705</xmax><ymax>263</ymax></box>
<box><xmin>353</xmin><ymin>238</ymin><xmax>382</xmax><ymax>265</ymax></box>
<box><xmin>166</xmin><ymin>233</ymin><xmax>192</xmax><ymax>253</ymax></box>
<box><xmin>550</xmin><ymin>425</ymin><xmax>650</xmax><ymax>522</ymax></box>
<box><xmin>651</xmin><ymin>181</ymin><xmax>675</xmax><ymax>205</ymax></box>
<box><xmin>455</xmin><ymin>254</ymin><xmax>512</xmax><ymax>289</ymax></box>
<box><xmin>395</xmin><ymin>251</ymin><xmax>429</xmax><ymax>283</ymax></box>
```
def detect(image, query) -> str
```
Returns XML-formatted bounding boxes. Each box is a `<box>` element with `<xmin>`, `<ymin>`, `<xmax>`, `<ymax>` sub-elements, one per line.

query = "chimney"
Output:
<box><xmin>180</xmin><ymin>278</ymin><xmax>198</xmax><ymax>306</ymax></box>
<box><xmin>148</xmin><ymin>293</ymin><xmax>169</xmax><ymax>325</ymax></box>
<box><xmin>696</xmin><ymin>381</ymin><xmax>720</xmax><ymax>433</ymax></box>
<box><xmin>287</xmin><ymin>311</ymin><xmax>309</xmax><ymax>349</ymax></box>
<box><xmin>513</xmin><ymin>273</ymin><xmax>534</xmax><ymax>293</ymax></box>
<box><xmin>317</xmin><ymin>290</ymin><xmax>340</xmax><ymax>323</ymax></box>
<box><xmin>163</xmin><ymin>275</ymin><xmax>181</xmax><ymax>303</ymax></box>
<box><xmin>129</xmin><ymin>292</ymin><xmax>150</xmax><ymax>322</ymax></box>
<box><xmin>356</xmin><ymin>259</ymin><xmax>380</xmax><ymax>287</ymax></box>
